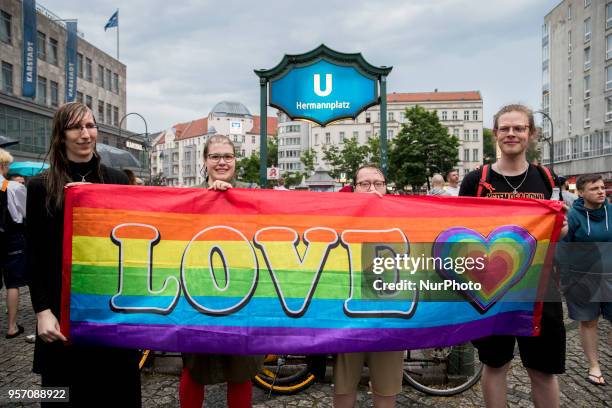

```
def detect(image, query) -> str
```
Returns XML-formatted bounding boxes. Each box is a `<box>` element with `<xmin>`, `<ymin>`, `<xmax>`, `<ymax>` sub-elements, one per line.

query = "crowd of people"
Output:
<box><xmin>0</xmin><ymin>101</ymin><xmax>610</xmax><ymax>407</ymax></box>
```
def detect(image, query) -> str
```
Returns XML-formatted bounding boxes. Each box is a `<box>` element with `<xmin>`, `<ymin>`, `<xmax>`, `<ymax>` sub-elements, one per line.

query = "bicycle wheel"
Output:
<box><xmin>138</xmin><ymin>349</ymin><xmax>153</xmax><ymax>371</ymax></box>
<box><xmin>403</xmin><ymin>343</ymin><xmax>482</xmax><ymax>396</ymax></box>
<box><xmin>253</xmin><ymin>354</ymin><xmax>317</xmax><ymax>395</ymax></box>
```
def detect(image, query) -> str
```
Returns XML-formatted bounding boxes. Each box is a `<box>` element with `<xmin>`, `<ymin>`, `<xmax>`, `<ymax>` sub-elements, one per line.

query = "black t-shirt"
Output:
<box><xmin>459</xmin><ymin>164</ymin><xmax>552</xmax><ymax>200</ymax></box>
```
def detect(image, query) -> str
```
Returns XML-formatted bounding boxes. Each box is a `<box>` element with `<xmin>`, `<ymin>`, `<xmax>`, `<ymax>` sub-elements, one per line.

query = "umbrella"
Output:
<box><xmin>0</xmin><ymin>135</ymin><xmax>19</xmax><ymax>148</ymax></box>
<box><xmin>96</xmin><ymin>143</ymin><xmax>141</xmax><ymax>169</ymax></box>
<box><xmin>9</xmin><ymin>161</ymin><xmax>49</xmax><ymax>176</ymax></box>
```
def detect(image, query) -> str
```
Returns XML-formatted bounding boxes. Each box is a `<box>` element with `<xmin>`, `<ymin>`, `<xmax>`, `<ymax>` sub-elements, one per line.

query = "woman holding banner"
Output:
<box><xmin>179</xmin><ymin>134</ymin><xmax>263</xmax><ymax>408</ymax></box>
<box><xmin>26</xmin><ymin>102</ymin><xmax>141</xmax><ymax>406</ymax></box>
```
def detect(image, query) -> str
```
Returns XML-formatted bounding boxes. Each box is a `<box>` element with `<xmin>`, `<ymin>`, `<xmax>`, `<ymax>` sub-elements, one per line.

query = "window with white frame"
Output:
<box><xmin>584</xmin><ymin>17</ymin><xmax>591</xmax><ymax>42</ymax></box>
<box><xmin>472</xmin><ymin>110</ymin><xmax>478</xmax><ymax>121</ymax></box>
<box><xmin>464</xmin><ymin>110</ymin><xmax>469</xmax><ymax>120</ymax></box>
<box><xmin>607</xmin><ymin>35</ymin><xmax>612</xmax><ymax>60</ymax></box>
<box><xmin>388</xmin><ymin>112</ymin><xmax>394</xmax><ymax>121</ymax></box>
<box><xmin>365</xmin><ymin>112</ymin><xmax>371</xmax><ymax>123</ymax></box>
<box><xmin>585</xmin><ymin>0</ymin><xmax>591</xmax><ymax>7</ymax></box>
<box><xmin>568</xmin><ymin>110</ymin><xmax>572</xmax><ymax>133</ymax></box>
<box><xmin>388</xmin><ymin>130</ymin><xmax>394</xmax><ymax>138</ymax></box>
<box><xmin>339</xmin><ymin>131</ymin><xmax>345</xmax><ymax>143</ymax></box>
<box><xmin>584</xmin><ymin>46</ymin><xmax>591</xmax><ymax>70</ymax></box>
<box><xmin>473</xmin><ymin>149</ymin><xmax>479</xmax><ymax>162</ymax></box>
<box><xmin>606</xmin><ymin>97</ymin><xmax>612</xmax><ymax>121</ymax></box>
<box><xmin>608</xmin><ymin>2</ymin><xmax>612</xmax><ymax>29</ymax></box>
<box><xmin>568</xmin><ymin>4</ymin><xmax>572</xmax><ymax>20</ymax></box>
<box><xmin>463</xmin><ymin>149</ymin><xmax>469</xmax><ymax>162</ymax></box>
<box><xmin>607</xmin><ymin>66</ymin><xmax>612</xmax><ymax>90</ymax></box>
<box><xmin>464</xmin><ymin>129</ymin><xmax>469</xmax><ymax>141</ymax></box>
<box><xmin>472</xmin><ymin>129</ymin><xmax>479</xmax><ymax>141</ymax></box>
<box><xmin>568</xmin><ymin>30</ymin><xmax>572</xmax><ymax>53</ymax></box>
<box><xmin>604</xmin><ymin>130</ymin><xmax>611</xmax><ymax>152</ymax></box>
<box><xmin>452</xmin><ymin>111</ymin><xmax>458</xmax><ymax>120</ymax></box>
<box><xmin>325</xmin><ymin>133</ymin><xmax>330</xmax><ymax>144</ymax></box>
<box><xmin>0</xmin><ymin>10</ymin><xmax>10</xmax><ymax>44</ymax></box>
<box><xmin>583</xmin><ymin>134</ymin><xmax>590</xmax><ymax>152</ymax></box>
<box><xmin>453</xmin><ymin>128</ymin><xmax>459</xmax><ymax>137</ymax></box>
<box><xmin>441</xmin><ymin>111</ymin><xmax>447</xmax><ymax>121</ymax></box>
<box><xmin>584</xmin><ymin>104</ymin><xmax>590</xmax><ymax>127</ymax></box>
<box><xmin>584</xmin><ymin>74</ymin><xmax>591</xmax><ymax>98</ymax></box>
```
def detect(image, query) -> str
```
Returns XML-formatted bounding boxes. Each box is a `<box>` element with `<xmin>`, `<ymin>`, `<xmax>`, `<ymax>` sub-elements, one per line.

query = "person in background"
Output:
<box><xmin>560</xmin><ymin>174</ymin><xmax>611</xmax><ymax>386</ymax></box>
<box><xmin>123</xmin><ymin>168</ymin><xmax>137</xmax><ymax>185</ymax></box>
<box><xmin>333</xmin><ymin>164</ymin><xmax>404</xmax><ymax>408</ymax></box>
<box><xmin>445</xmin><ymin>169</ymin><xmax>460</xmax><ymax>196</ymax></box>
<box><xmin>428</xmin><ymin>174</ymin><xmax>449</xmax><ymax>196</ymax></box>
<box><xmin>180</xmin><ymin>134</ymin><xmax>263</xmax><ymax>408</ymax></box>
<box><xmin>0</xmin><ymin>149</ymin><xmax>27</xmax><ymax>339</ymax></box>
<box><xmin>274</xmin><ymin>177</ymin><xmax>288</xmax><ymax>190</ymax></box>
<box><xmin>557</xmin><ymin>176</ymin><xmax>577</xmax><ymax>208</ymax></box>
<box><xmin>26</xmin><ymin>102</ymin><xmax>141</xmax><ymax>406</ymax></box>
<box><xmin>7</xmin><ymin>174</ymin><xmax>26</xmax><ymax>185</ymax></box>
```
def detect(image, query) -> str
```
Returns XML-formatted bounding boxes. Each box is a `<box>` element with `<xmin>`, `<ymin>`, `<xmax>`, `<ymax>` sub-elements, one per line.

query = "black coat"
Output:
<box><xmin>26</xmin><ymin>158</ymin><xmax>141</xmax><ymax>406</ymax></box>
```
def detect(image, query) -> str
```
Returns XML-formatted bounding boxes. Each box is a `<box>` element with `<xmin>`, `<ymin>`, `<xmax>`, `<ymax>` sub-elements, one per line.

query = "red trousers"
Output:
<box><xmin>179</xmin><ymin>367</ymin><xmax>252</xmax><ymax>407</ymax></box>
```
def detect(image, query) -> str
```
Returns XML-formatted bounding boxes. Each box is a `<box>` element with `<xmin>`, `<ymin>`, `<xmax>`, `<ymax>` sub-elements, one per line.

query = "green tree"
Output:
<box><xmin>388</xmin><ymin>106</ymin><xmax>460</xmax><ymax>191</ymax></box>
<box><xmin>300</xmin><ymin>148</ymin><xmax>316</xmax><ymax>176</ymax></box>
<box><xmin>483</xmin><ymin>128</ymin><xmax>496</xmax><ymax>164</ymax></box>
<box><xmin>267</xmin><ymin>137</ymin><xmax>278</xmax><ymax>167</ymax></box>
<box><xmin>366</xmin><ymin>136</ymin><xmax>382</xmax><ymax>168</ymax></box>
<box><xmin>322</xmin><ymin>137</ymin><xmax>369</xmax><ymax>181</ymax></box>
<box><xmin>236</xmin><ymin>153</ymin><xmax>260</xmax><ymax>184</ymax></box>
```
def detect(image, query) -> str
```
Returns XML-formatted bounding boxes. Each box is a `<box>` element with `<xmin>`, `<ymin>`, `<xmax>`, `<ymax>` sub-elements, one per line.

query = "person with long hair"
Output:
<box><xmin>179</xmin><ymin>134</ymin><xmax>263</xmax><ymax>408</ymax></box>
<box><xmin>26</xmin><ymin>102</ymin><xmax>141</xmax><ymax>406</ymax></box>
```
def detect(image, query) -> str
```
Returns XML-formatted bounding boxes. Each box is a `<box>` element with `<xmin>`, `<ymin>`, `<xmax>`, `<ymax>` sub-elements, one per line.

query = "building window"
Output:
<box><xmin>607</xmin><ymin>66</ymin><xmax>612</xmax><ymax>90</ymax></box>
<box><xmin>472</xmin><ymin>110</ymin><xmax>478</xmax><ymax>121</ymax></box>
<box><xmin>105</xmin><ymin>68</ymin><xmax>111</xmax><ymax>91</ymax></box>
<box><xmin>0</xmin><ymin>10</ymin><xmax>11</xmax><ymax>44</ymax></box>
<box><xmin>113</xmin><ymin>73</ymin><xmax>119</xmax><ymax>93</ymax></box>
<box><xmin>314</xmin><ymin>134</ymin><xmax>319</xmax><ymax>145</ymax></box>
<box><xmin>473</xmin><ymin>149</ymin><xmax>479</xmax><ymax>162</ymax></box>
<box><xmin>1</xmin><ymin>61</ymin><xmax>13</xmax><ymax>94</ymax></box>
<box><xmin>325</xmin><ymin>133</ymin><xmax>331</xmax><ymax>144</ymax></box>
<box><xmin>106</xmin><ymin>104</ymin><xmax>112</xmax><ymax>125</ymax></box>
<box><xmin>463</xmin><ymin>149</ymin><xmax>469</xmax><ymax>162</ymax></box>
<box><xmin>472</xmin><ymin>129</ymin><xmax>479</xmax><ymax>141</ymax></box>
<box><xmin>85</xmin><ymin>95</ymin><xmax>92</xmax><ymax>109</ymax></box>
<box><xmin>584</xmin><ymin>74</ymin><xmax>591</xmax><ymax>97</ymax></box>
<box><xmin>77</xmin><ymin>53</ymin><xmax>83</xmax><ymax>78</ymax></box>
<box><xmin>568</xmin><ymin>110</ymin><xmax>572</xmax><ymax>133</ymax></box>
<box><xmin>606</xmin><ymin>97</ymin><xmax>612</xmax><ymax>121</ymax></box>
<box><xmin>36</xmin><ymin>76</ymin><xmax>47</xmax><ymax>104</ymax></box>
<box><xmin>399</xmin><ymin>111</ymin><xmax>404</xmax><ymax>122</ymax></box>
<box><xmin>607</xmin><ymin>2</ymin><xmax>612</xmax><ymax>29</ymax></box>
<box><xmin>584</xmin><ymin>0</ymin><xmax>591</xmax><ymax>7</ymax></box>
<box><xmin>441</xmin><ymin>111</ymin><xmax>447</xmax><ymax>120</ymax></box>
<box><xmin>453</xmin><ymin>128</ymin><xmax>459</xmax><ymax>137</ymax></box>
<box><xmin>584</xmin><ymin>104</ymin><xmax>590</xmax><ymax>128</ymax></box>
<box><xmin>388</xmin><ymin>130</ymin><xmax>394</xmax><ymax>138</ymax></box>
<box><xmin>388</xmin><ymin>112</ymin><xmax>394</xmax><ymax>121</ymax></box>
<box><xmin>452</xmin><ymin>111</ymin><xmax>458</xmax><ymax>120</ymax></box>
<box><xmin>568</xmin><ymin>4</ymin><xmax>572</xmax><ymax>20</ymax></box>
<box><xmin>48</xmin><ymin>37</ymin><xmax>58</xmax><ymax>65</ymax></box>
<box><xmin>338</xmin><ymin>131</ymin><xmax>345</xmax><ymax>143</ymax></box>
<box><xmin>568</xmin><ymin>84</ymin><xmax>572</xmax><ymax>106</ymax></box>
<box><xmin>584</xmin><ymin>46</ymin><xmax>591</xmax><ymax>70</ymax></box>
<box><xmin>50</xmin><ymin>80</ymin><xmax>58</xmax><ymax>106</ymax></box>
<box><xmin>365</xmin><ymin>130</ymin><xmax>372</xmax><ymax>139</ymax></box>
<box><xmin>98</xmin><ymin>101</ymin><xmax>104</xmax><ymax>123</ymax></box>
<box><xmin>37</xmin><ymin>31</ymin><xmax>46</xmax><ymax>60</ymax></box>
<box><xmin>98</xmin><ymin>64</ymin><xmax>105</xmax><ymax>88</ymax></box>
<box><xmin>464</xmin><ymin>110</ymin><xmax>469</xmax><ymax>120</ymax></box>
<box><xmin>113</xmin><ymin>106</ymin><xmax>119</xmax><ymax>126</ymax></box>
<box><xmin>464</xmin><ymin>129</ymin><xmax>469</xmax><ymax>141</ymax></box>
<box><xmin>365</xmin><ymin>112</ymin><xmax>371</xmax><ymax>123</ymax></box>
<box><xmin>353</xmin><ymin>131</ymin><xmax>359</xmax><ymax>139</ymax></box>
<box><xmin>85</xmin><ymin>58</ymin><xmax>92</xmax><ymax>81</ymax></box>
<box><xmin>584</xmin><ymin>17</ymin><xmax>591</xmax><ymax>42</ymax></box>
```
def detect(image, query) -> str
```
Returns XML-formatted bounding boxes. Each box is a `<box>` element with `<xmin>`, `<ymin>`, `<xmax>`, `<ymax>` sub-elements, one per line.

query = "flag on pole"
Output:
<box><xmin>104</xmin><ymin>10</ymin><xmax>118</xmax><ymax>31</ymax></box>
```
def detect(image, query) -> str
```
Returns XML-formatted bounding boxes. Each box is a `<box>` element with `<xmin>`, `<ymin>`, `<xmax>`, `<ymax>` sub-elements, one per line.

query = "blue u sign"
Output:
<box><xmin>270</xmin><ymin>60</ymin><xmax>378</xmax><ymax>126</ymax></box>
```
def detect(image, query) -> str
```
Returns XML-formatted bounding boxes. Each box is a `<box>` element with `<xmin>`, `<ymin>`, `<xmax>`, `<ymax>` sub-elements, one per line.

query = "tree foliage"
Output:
<box><xmin>483</xmin><ymin>128</ymin><xmax>496</xmax><ymax>164</ymax></box>
<box><xmin>321</xmin><ymin>136</ymin><xmax>382</xmax><ymax>182</ymax></box>
<box><xmin>388</xmin><ymin>106</ymin><xmax>459</xmax><ymax>191</ymax></box>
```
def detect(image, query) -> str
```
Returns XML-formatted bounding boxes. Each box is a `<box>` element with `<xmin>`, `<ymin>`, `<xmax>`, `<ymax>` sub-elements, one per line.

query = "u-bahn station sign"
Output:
<box><xmin>256</xmin><ymin>44</ymin><xmax>392</xmax><ymax>126</ymax></box>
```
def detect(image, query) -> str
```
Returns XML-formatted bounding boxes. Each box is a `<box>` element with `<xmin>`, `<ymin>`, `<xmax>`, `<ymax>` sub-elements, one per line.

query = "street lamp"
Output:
<box><xmin>118</xmin><ymin>112</ymin><xmax>150</xmax><ymax>183</ymax></box>
<box><xmin>536</xmin><ymin>110</ymin><xmax>554</xmax><ymax>175</ymax></box>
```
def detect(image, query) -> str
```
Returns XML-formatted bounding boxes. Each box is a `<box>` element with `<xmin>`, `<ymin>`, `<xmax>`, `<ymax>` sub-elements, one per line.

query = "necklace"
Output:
<box><xmin>498</xmin><ymin>164</ymin><xmax>529</xmax><ymax>194</ymax></box>
<box><xmin>75</xmin><ymin>170</ymin><xmax>92</xmax><ymax>182</ymax></box>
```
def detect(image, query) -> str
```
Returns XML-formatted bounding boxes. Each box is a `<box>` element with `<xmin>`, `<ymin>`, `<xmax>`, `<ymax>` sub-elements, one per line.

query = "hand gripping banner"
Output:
<box><xmin>61</xmin><ymin>186</ymin><xmax>565</xmax><ymax>354</ymax></box>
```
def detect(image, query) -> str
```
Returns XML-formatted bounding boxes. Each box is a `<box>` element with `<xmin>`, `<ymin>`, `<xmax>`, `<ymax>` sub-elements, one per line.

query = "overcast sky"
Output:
<box><xmin>47</xmin><ymin>0</ymin><xmax>562</xmax><ymax>134</ymax></box>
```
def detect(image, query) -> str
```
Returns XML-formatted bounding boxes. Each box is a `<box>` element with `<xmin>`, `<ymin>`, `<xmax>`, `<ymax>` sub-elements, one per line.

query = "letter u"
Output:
<box><xmin>314</xmin><ymin>74</ymin><xmax>332</xmax><ymax>97</ymax></box>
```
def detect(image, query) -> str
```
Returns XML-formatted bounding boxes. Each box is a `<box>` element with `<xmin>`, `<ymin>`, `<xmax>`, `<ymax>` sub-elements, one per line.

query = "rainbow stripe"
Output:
<box><xmin>62</xmin><ymin>185</ymin><xmax>564</xmax><ymax>354</ymax></box>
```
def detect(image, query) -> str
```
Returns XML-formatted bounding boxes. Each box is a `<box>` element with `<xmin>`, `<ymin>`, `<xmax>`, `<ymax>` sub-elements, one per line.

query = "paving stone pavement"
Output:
<box><xmin>1</xmin><ymin>287</ymin><xmax>610</xmax><ymax>407</ymax></box>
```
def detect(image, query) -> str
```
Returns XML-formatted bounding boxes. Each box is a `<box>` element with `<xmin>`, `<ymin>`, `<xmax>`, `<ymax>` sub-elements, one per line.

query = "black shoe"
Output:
<box><xmin>5</xmin><ymin>324</ymin><xmax>24</xmax><ymax>339</ymax></box>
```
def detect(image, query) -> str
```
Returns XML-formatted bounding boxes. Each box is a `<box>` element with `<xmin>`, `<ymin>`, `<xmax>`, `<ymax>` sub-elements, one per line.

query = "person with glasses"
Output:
<box><xmin>180</xmin><ymin>134</ymin><xmax>263</xmax><ymax>408</ymax></box>
<box><xmin>25</xmin><ymin>102</ymin><xmax>141</xmax><ymax>406</ymax></box>
<box><xmin>459</xmin><ymin>104</ymin><xmax>567</xmax><ymax>408</ymax></box>
<box><xmin>333</xmin><ymin>164</ymin><xmax>404</xmax><ymax>408</ymax></box>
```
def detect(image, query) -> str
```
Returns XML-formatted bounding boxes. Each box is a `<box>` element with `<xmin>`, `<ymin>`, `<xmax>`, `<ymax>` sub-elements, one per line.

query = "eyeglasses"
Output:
<box><xmin>65</xmin><ymin>123</ymin><xmax>98</xmax><ymax>133</ymax></box>
<box><xmin>496</xmin><ymin>125</ymin><xmax>529</xmax><ymax>135</ymax></box>
<box><xmin>207</xmin><ymin>153</ymin><xmax>235</xmax><ymax>163</ymax></box>
<box><xmin>356</xmin><ymin>181</ymin><xmax>386</xmax><ymax>190</ymax></box>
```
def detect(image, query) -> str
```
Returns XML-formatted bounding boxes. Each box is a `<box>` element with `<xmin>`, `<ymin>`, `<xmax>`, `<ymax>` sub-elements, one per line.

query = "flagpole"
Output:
<box><xmin>116</xmin><ymin>9</ymin><xmax>119</xmax><ymax>60</ymax></box>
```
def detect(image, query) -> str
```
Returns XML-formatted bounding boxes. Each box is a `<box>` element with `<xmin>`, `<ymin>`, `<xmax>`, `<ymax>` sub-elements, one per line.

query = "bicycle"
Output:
<box><xmin>253</xmin><ymin>342</ymin><xmax>482</xmax><ymax>397</ymax></box>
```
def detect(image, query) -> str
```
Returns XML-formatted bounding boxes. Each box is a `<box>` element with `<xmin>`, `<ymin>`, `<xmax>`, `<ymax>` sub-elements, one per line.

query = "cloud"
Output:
<box><xmin>47</xmin><ymin>0</ymin><xmax>559</xmax><ymax>132</ymax></box>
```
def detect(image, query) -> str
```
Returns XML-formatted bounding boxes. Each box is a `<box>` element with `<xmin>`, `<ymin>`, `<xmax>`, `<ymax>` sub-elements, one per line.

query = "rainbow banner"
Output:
<box><xmin>62</xmin><ymin>185</ymin><xmax>564</xmax><ymax>354</ymax></box>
